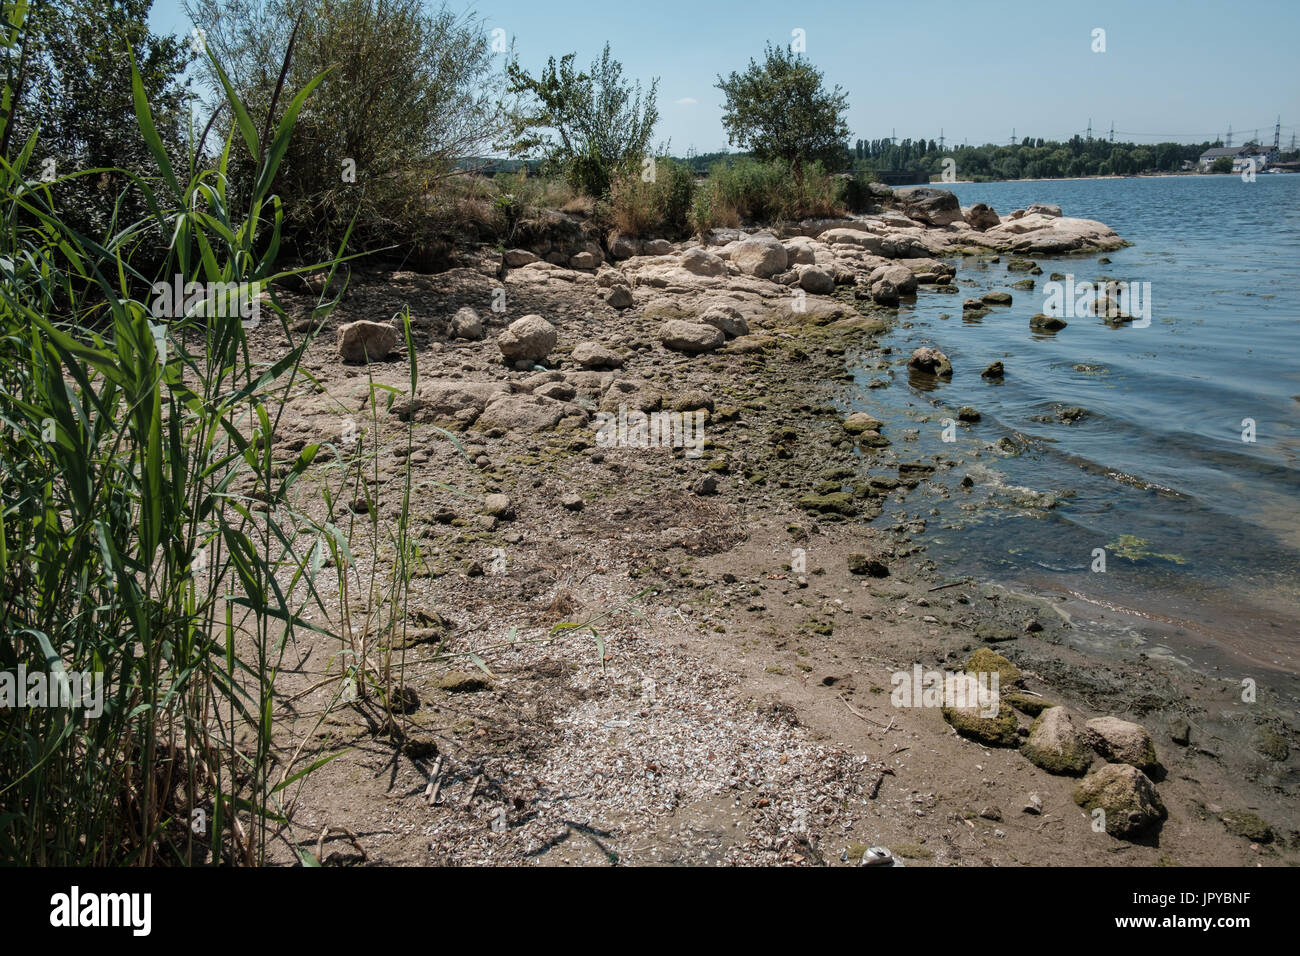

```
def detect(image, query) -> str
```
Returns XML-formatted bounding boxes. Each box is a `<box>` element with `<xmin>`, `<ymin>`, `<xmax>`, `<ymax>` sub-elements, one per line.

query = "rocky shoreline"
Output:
<box><xmin>257</xmin><ymin>185</ymin><xmax>1296</xmax><ymax>866</ymax></box>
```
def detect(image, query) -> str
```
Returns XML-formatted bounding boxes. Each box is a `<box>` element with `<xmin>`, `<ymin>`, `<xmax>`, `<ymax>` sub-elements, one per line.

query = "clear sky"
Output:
<box><xmin>149</xmin><ymin>0</ymin><xmax>1300</xmax><ymax>153</ymax></box>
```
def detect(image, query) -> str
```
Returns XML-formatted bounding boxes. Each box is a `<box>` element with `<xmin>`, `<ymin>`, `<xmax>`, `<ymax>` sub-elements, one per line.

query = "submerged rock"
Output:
<box><xmin>908</xmin><ymin>347</ymin><xmax>953</xmax><ymax>377</ymax></box>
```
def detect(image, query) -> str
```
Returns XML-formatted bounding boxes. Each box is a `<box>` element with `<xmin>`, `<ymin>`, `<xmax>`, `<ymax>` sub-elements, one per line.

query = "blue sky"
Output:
<box><xmin>149</xmin><ymin>0</ymin><xmax>1300</xmax><ymax>154</ymax></box>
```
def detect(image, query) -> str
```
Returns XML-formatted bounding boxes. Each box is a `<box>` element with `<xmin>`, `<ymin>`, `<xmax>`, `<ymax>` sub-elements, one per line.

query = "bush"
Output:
<box><xmin>703</xmin><ymin>157</ymin><xmax>844</xmax><ymax>224</ymax></box>
<box><xmin>608</xmin><ymin>157</ymin><xmax>696</xmax><ymax>238</ymax></box>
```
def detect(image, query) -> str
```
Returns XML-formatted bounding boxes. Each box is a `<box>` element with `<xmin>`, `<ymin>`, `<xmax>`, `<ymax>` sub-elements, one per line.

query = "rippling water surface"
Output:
<box><xmin>851</xmin><ymin>174</ymin><xmax>1300</xmax><ymax>690</ymax></box>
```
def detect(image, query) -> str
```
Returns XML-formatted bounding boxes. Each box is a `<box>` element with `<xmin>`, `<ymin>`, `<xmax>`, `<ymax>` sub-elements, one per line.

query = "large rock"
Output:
<box><xmin>660</xmin><ymin>320</ymin><xmax>724</xmax><ymax>354</ymax></box>
<box><xmin>907</xmin><ymin>346</ymin><xmax>953</xmax><ymax>377</ymax></box>
<box><xmin>643</xmin><ymin>239</ymin><xmax>674</xmax><ymax>256</ymax></box>
<box><xmin>1020</xmin><ymin>707</ymin><xmax>1095</xmax><ymax>776</ymax></box>
<box><xmin>1072</xmin><ymin>763</ymin><xmax>1166</xmax><ymax>838</ymax></box>
<box><xmin>730</xmin><ymin>237</ymin><xmax>788</xmax><ymax>278</ymax></box>
<box><xmin>504</xmin><ymin>248</ymin><xmax>539</xmax><ymax>267</ymax></box>
<box><xmin>337</xmin><ymin>320</ymin><xmax>398</xmax><ymax>363</ymax></box>
<box><xmin>783</xmin><ymin>239</ymin><xmax>818</xmax><ymax>265</ymax></box>
<box><xmin>867</xmin><ymin>263</ymin><xmax>918</xmax><ymax>295</ymax></box>
<box><xmin>605</xmin><ymin>285</ymin><xmax>633</xmax><ymax>309</ymax></box>
<box><xmin>942</xmin><ymin>701</ymin><xmax>1020</xmax><ymax>747</ymax></box>
<box><xmin>1084</xmin><ymin>717</ymin><xmax>1159</xmax><ymax>773</ymax></box>
<box><xmin>392</xmin><ymin>380</ymin><xmax>510</xmax><ymax>423</ymax></box>
<box><xmin>1025</xmin><ymin>202</ymin><xmax>1062</xmax><ymax>218</ymax></box>
<box><xmin>571</xmin><ymin>341</ymin><xmax>623</xmax><ymax>370</ymax></box>
<box><xmin>569</xmin><ymin>250</ymin><xmax>600</xmax><ymax>270</ymax></box>
<box><xmin>607</xmin><ymin>234</ymin><xmax>642</xmax><ymax>260</ymax></box>
<box><xmin>497</xmin><ymin>314</ymin><xmax>557</xmax><ymax>365</ymax></box>
<box><xmin>965</xmin><ymin>202</ymin><xmax>1001</xmax><ymax>231</ymax></box>
<box><xmin>797</xmin><ymin>265</ymin><xmax>835</xmax><ymax>294</ymax></box>
<box><xmin>680</xmin><ymin>246</ymin><xmax>728</xmax><ymax>276</ymax></box>
<box><xmin>898</xmin><ymin>187</ymin><xmax>964</xmax><ymax>227</ymax></box>
<box><xmin>476</xmin><ymin>393</ymin><xmax>572</xmax><ymax>433</ymax></box>
<box><xmin>698</xmin><ymin>305</ymin><xmax>749</xmax><ymax>339</ymax></box>
<box><xmin>450</xmin><ymin>306</ymin><xmax>484</xmax><ymax>341</ymax></box>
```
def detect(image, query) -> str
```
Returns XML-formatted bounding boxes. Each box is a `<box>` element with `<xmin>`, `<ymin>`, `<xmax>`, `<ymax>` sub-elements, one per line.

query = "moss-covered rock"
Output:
<box><xmin>1220</xmin><ymin>809</ymin><xmax>1273</xmax><ymax>843</ymax></box>
<box><xmin>1073</xmin><ymin>763</ymin><xmax>1166</xmax><ymax>838</ymax></box>
<box><xmin>1021</xmin><ymin>707</ymin><xmax>1095</xmax><ymax>776</ymax></box>
<box><xmin>965</xmin><ymin>647</ymin><xmax>1021</xmax><ymax>687</ymax></box>
<box><xmin>1004</xmin><ymin>691</ymin><xmax>1054</xmax><ymax>716</ymax></box>
<box><xmin>943</xmin><ymin>701</ymin><xmax>1020</xmax><ymax>747</ymax></box>
<box><xmin>797</xmin><ymin>492</ymin><xmax>855</xmax><ymax>515</ymax></box>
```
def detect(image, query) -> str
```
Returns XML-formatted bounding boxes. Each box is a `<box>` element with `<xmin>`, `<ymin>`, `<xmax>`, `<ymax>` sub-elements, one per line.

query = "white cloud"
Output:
<box><xmin>675</xmin><ymin>97</ymin><xmax>697</xmax><ymax>105</ymax></box>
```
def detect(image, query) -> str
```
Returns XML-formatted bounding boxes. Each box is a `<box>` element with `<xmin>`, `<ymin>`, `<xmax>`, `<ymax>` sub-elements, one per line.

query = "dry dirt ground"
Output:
<box><xmin>230</xmin><ymin>231</ymin><xmax>1297</xmax><ymax>868</ymax></box>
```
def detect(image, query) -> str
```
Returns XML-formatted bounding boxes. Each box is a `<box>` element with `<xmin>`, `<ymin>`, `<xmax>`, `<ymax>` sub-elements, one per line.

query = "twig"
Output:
<box><xmin>464</xmin><ymin>772</ymin><xmax>484</xmax><ymax>808</ymax></box>
<box><xmin>837</xmin><ymin>693</ymin><xmax>893</xmax><ymax>729</ymax></box>
<box><xmin>423</xmin><ymin>756</ymin><xmax>444</xmax><ymax>805</ymax></box>
<box><xmin>928</xmin><ymin>578</ymin><xmax>971</xmax><ymax>592</ymax></box>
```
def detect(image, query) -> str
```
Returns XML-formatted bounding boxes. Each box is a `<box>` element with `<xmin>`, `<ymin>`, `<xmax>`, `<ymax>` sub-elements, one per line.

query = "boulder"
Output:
<box><xmin>867</xmin><ymin>263</ymin><xmax>918</xmax><ymax>295</ymax></box>
<box><xmin>982</xmin><ymin>291</ymin><xmax>1013</xmax><ymax>305</ymax></box>
<box><xmin>870</xmin><ymin>279</ymin><xmax>899</xmax><ymax>306</ymax></box>
<box><xmin>643</xmin><ymin>239</ymin><xmax>674</xmax><ymax>256</ymax></box>
<box><xmin>504</xmin><ymin>248</ymin><xmax>539</xmax><ymax>267</ymax></box>
<box><xmin>569</xmin><ymin>250</ymin><xmax>600</xmax><ymax>270</ymax></box>
<box><xmin>450</xmin><ymin>306</ymin><xmax>484</xmax><ymax>341</ymax></box>
<box><xmin>981</xmin><ymin>361</ymin><xmax>1005</xmax><ymax>379</ymax></box>
<box><xmin>337</xmin><ymin>320</ymin><xmax>398</xmax><ymax>363</ymax></box>
<box><xmin>965</xmin><ymin>647</ymin><xmax>1021</xmax><ymax>686</ymax></box>
<box><xmin>608</xmin><ymin>233</ymin><xmax>642</xmax><ymax>260</ymax></box>
<box><xmin>476</xmin><ymin>393</ymin><xmax>572</xmax><ymax>433</ymax></box>
<box><xmin>1021</xmin><ymin>707</ymin><xmax>1095</xmax><ymax>776</ymax></box>
<box><xmin>497</xmin><ymin>314</ymin><xmax>557</xmax><ymax>365</ymax></box>
<box><xmin>943</xmin><ymin>701</ymin><xmax>1020</xmax><ymax>747</ymax></box>
<box><xmin>1083</xmin><ymin>717</ymin><xmax>1159</xmax><ymax>773</ymax></box>
<box><xmin>783</xmin><ymin>239</ymin><xmax>818</xmax><ymax>265</ymax></box>
<box><xmin>680</xmin><ymin>247</ymin><xmax>728</xmax><ymax>277</ymax></box>
<box><xmin>907</xmin><ymin>346</ymin><xmax>953</xmax><ymax>377</ymax></box>
<box><xmin>1025</xmin><ymin>202</ymin><xmax>1062</xmax><ymax>218</ymax></box>
<box><xmin>730</xmin><ymin>237</ymin><xmax>789</xmax><ymax>278</ymax></box>
<box><xmin>843</xmin><ymin>412</ymin><xmax>884</xmax><ymax>434</ymax></box>
<box><xmin>797</xmin><ymin>266</ymin><xmax>836</xmax><ymax>295</ymax></box>
<box><xmin>897</xmin><ymin>187</ymin><xmax>964</xmax><ymax>227</ymax></box>
<box><xmin>605</xmin><ymin>284</ymin><xmax>633</xmax><ymax>309</ymax></box>
<box><xmin>571</xmin><ymin>341</ymin><xmax>624</xmax><ymax>370</ymax></box>
<box><xmin>391</xmin><ymin>380</ymin><xmax>510</xmax><ymax>423</ymax></box>
<box><xmin>965</xmin><ymin>202</ymin><xmax>1001</xmax><ymax>231</ymax></box>
<box><xmin>660</xmin><ymin>320</ymin><xmax>724</xmax><ymax>354</ymax></box>
<box><xmin>1072</xmin><ymin>763</ymin><xmax>1166</xmax><ymax>838</ymax></box>
<box><xmin>698</xmin><ymin>305</ymin><xmax>749</xmax><ymax>339</ymax></box>
<box><xmin>1030</xmin><ymin>313</ymin><xmax>1067</xmax><ymax>331</ymax></box>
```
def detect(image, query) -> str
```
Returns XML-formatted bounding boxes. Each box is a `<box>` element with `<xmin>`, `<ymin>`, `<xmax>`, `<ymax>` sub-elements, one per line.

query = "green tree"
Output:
<box><xmin>1210</xmin><ymin>156</ymin><xmax>1233</xmax><ymax>173</ymax></box>
<box><xmin>503</xmin><ymin>42</ymin><xmax>659</xmax><ymax>198</ymax></box>
<box><xmin>715</xmin><ymin>43</ymin><xmax>849</xmax><ymax>178</ymax></box>
<box><xmin>2</xmin><ymin>0</ymin><xmax>191</xmax><ymax>240</ymax></box>
<box><xmin>189</xmin><ymin>0</ymin><xmax>508</xmax><ymax>251</ymax></box>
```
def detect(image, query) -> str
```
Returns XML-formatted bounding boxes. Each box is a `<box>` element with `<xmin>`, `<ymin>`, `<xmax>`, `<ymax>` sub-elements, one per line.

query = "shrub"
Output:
<box><xmin>609</xmin><ymin>157</ymin><xmax>696</xmax><ymax>238</ymax></box>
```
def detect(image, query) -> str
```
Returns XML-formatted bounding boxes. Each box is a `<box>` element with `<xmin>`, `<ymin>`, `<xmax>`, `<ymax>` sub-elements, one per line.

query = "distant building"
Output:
<box><xmin>1198</xmin><ymin>144</ymin><xmax>1278</xmax><ymax>172</ymax></box>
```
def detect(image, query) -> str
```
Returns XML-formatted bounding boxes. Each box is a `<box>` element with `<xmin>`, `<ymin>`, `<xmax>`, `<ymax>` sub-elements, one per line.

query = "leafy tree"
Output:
<box><xmin>2</xmin><ymin>0</ymin><xmax>191</xmax><ymax>240</ymax></box>
<box><xmin>503</xmin><ymin>42</ymin><xmax>659</xmax><ymax>198</ymax></box>
<box><xmin>715</xmin><ymin>43</ymin><xmax>849</xmax><ymax>178</ymax></box>
<box><xmin>1210</xmin><ymin>156</ymin><xmax>1233</xmax><ymax>173</ymax></box>
<box><xmin>188</xmin><ymin>0</ymin><xmax>508</xmax><ymax>252</ymax></box>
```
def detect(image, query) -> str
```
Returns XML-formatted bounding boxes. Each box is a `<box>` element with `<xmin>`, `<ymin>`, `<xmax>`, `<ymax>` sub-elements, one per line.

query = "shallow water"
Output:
<box><xmin>851</xmin><ymin>174</ymin><xmax>1300</xmax><ymax>698</ymax></box>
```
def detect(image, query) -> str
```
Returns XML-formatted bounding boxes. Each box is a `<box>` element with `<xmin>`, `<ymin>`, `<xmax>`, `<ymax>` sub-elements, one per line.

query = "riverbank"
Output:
<box><xmin>252</xmin><ymin>188</ymin><xmax>1297</xmax><ymax>865</ymax></box>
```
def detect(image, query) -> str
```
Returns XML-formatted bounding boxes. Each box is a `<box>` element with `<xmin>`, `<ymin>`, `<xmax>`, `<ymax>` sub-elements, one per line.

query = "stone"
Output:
<box><xmin>981</xmin><ymin>291</ymin><xmax>1012</xmax><ymax>305</ymax></box>
<box><xmin>965</xmin><ymin>647</ymin><xmax>1021</xmax><ymax>686</ymax></box>
<box><xmin>569</xmin><ymin>250</ymin><xmax>600</xmax><ymax>270</ymax></box>
<box><xmin>943</xmin><ymin>701</ymin><xmax>1020</xmax><ymax>747</ymax></box>
<box><xmin>1072</xmin><ymin>763</ymin><xmax>1166</xmax><ymax>838</ymax></box>
<box><xmin>643</xmin><ymin>238</ymin><xmax>674</xmax><ymax>256</ymax></box>
<box><xmin>965</xmin><ymin>202</ymin><xmax>1000</xmax><ymax>231</ymax></box>
<box><xmin>482</xmin><ymin>494</ymin><xmax>513</xmax><ymax>518</ymax></box>
<box><xmin>847</xmin><ymin>553</ymin><xmax>889</xmax><ymax>577</ymax></box>
<box><xmin>730</xmin><ymin>236</ymin><xmax>788</xmax><ymax>278</ymax></box>
<box><xmin>1025</xmin><ymin>202</ymin><xmax>1062</xmax><ymax>218</ymax></box>
<box><xmin>571</xmin><ymin>341</ymin><xmax>623</xmax><ymax>370</ymax></box>
<box><xmin>981</xmin><ymin>361</ymin><xmax>1005</xmax><ymax>379</ymax></box>
<box><xmin>1084</xmin><ymin>717</ymin><xmax>1159</xmax><ymax>773</ymax></box>
<box><xmin>1030</xmin><ymin>313</ymin><xmax>1067</xmax><ymax>331</ymax></box>
<box><xmin>797</xmin><ymin>265</ymin><xmax>835</xmax><ymax>294</ymax></box>
<box><xmin>450</xmin><ymin>306</ymin><xmax>484</xmax><ymax>340</ymax></box>
<box><xmin>608</xmin><ymin>233</ymin><xmax>642</xmax><ymax>259</ymax></box>
<box><xmin>504</xmin><ymin>248</ymin><xmax>539</xmax><ymax>267</ymax></box>
<box><xmin>843</xmin><ymin>412</ymin><xmax>884</xmax><ymax>434</ymax></box>
<box><xmin>957</xmin><ymin>406</ymin><xmax>981</xmax><ymax>423</ymax></box>
<box><xmin>497</xmin><ymin>314</ymin><xmax>557</xmax><ymax>364</ymax></box>
<box><xmin>605</xmin><ymin>284</ymin><xmax>633</xmax><ymax>309</ymax></box>
<box><xmin>561</xmin><ymin>493</ymin><xmax>584</xmax><ymax>510</ymax></box>
<box><xmin>660</xmin><ymin>320</ymin><xmax>724</xmax><ymax>354</ymax></box>
<box><xmin>870</xmin><ymin>279</ymin><xmax>899</xmax><ymax>306</ymax></box>
<box><xmin>907</xmin><ymin>347</ymin><xmax>952</xmax><ymax>377</ymax></box>
<box><xmin>437</xmin><ymin>670</ymin><xmax>493</xmax><ymax>693</ymax></box>
<box><xmin>680</xmin><ymin>246</ymin><xmax>727</xmax><ymax>276</ymax></box>
<box><xmin>670</xmin><ymin>389</ymin><xmax>715</xmax><ymax>413</ymax></box>
<box><xmin>476</xmin><ymin>393</ymin><xmax>570</xmax><ymax>433</ymax></box>
<box><xmin>337</xmin><ymin>320</ymin><xmax>398</xmax><ymax>363</ymax></box>
<box><xmin>1021</xmin><ymin>707</ymin><xmax>1095</xmax><ymax>776</ymax></box>
<box><xmin>897</xmin><ymin>186</ymin><xmax>964</xmax><ymax>227</ymax></box>
<box><xmin>692</xmin><ymin>475</ymin><xmax>718</xmax><ymax>496</ymax></box>
<box><xmin>1169</xmin><ymin>717</ymin><xmax>1191</xmax><ymax>746</ymax></box>
<box><xmin>698</xmin><ymin>305</ymin><xmax>749</xmax><ymax>338</ymax></box>
<box><xmin>1006</xmin><ymin>257</ymin><xmax>1039</xmax><ymax>273</ymax></box>
<box><xmin>1221</xmin><ymin>809</ymin><xmax>1273</xmax><ymax>843</ymax></box>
